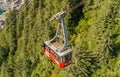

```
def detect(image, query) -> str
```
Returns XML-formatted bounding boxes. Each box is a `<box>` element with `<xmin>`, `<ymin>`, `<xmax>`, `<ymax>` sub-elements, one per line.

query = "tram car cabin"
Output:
<box><xmin>44</xmin><ymin>42</ymin><xmax>72</xmax><ymax>68</ymax></box>
<box><xmin>44</xmin><ymin>11</ymin><xmax>72</xmax><ymax>68</ymax></box>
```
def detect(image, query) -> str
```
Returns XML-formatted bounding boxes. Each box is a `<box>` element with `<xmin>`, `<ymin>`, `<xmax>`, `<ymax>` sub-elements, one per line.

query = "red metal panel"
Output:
<box><xmin>44</xmin><ymin>47</ymin><xmax>72</xmax><ymax>68</ymax></box>
<box><xmin>44</xmin><ymin>47</ymin><xmax>65</xmax><ymax>68</ymax></box>
<box><xmin>44</xmin><ymin>47</ymin><xmax>71</xmax><ymax>68</ymax></box>
<box><xmin>60</xmin><ymin>62</ymin><xmax>64</xmax><ymax>68</ymax></box>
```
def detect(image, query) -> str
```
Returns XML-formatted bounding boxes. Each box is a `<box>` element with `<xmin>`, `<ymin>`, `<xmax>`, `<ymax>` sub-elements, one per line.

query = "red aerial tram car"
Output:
<box><xmin>44</xmin><ymin>11</ymin><xmax>72</xmax><ymax>68</ymax></box>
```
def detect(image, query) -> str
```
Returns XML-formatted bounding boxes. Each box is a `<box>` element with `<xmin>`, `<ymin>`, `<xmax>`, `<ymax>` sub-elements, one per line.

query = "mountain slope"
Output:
<box><xmin>0</xmin><ymin>0</ymin><xmax>120</xmax><ymax>77</ymax></box>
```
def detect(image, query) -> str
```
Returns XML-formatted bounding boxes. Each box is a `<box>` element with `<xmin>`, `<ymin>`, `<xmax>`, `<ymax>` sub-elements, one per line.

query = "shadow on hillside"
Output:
<box><xmin>68</xmin><ymin>1</ymin><xmax>84</xmax><ymax>34</ymax></box>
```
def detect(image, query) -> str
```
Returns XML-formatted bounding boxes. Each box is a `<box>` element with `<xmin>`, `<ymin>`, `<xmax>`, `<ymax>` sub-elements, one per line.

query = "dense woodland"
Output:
<box><xmin>0</xmin><ymin>0</ymin><xmax>120</xmax><ymax>77</ymax></box>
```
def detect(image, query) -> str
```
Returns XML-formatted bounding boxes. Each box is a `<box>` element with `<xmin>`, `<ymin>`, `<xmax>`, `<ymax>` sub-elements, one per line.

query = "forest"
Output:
<box><xmin>0</xmin><ymin>0</ymin><xmax>120</xmax><ymax>77</ymax></box>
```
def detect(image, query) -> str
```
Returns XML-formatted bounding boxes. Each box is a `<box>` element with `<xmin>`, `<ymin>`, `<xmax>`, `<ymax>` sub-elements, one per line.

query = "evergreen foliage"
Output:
<box><xmin>0</xmin><ymin>0</ymin><xmax>120</xmax><ymax>77</ymax></box>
